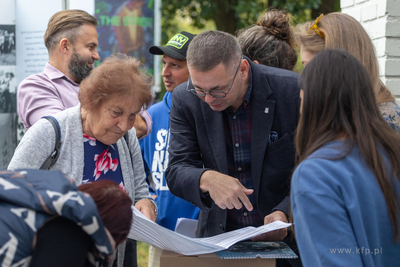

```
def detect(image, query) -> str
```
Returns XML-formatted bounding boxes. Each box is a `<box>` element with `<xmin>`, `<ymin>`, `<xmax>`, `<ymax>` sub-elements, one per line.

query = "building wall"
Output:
<box><xmin>341</xmin><ymin>0</ymin><xmax>400</xmax><ymax>104</ymax></box>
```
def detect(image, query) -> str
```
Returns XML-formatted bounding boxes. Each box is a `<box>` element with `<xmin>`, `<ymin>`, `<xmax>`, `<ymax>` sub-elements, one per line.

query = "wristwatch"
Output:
<box><xmin>149</xmin><ymin>198</ymin><xmax>158</xmax><ymax>221</ymax></box>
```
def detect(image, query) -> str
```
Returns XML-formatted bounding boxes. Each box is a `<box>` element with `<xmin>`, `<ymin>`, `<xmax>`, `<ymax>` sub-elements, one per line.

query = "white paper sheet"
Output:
<box><xmin>174</xmin><ymin>218</ymin><xmax>198</xmax><ymax>238</ymax></box>
<box><xmin>128</xmin><ymin>206</ymin><xmax>292</xmax><ymax>255</ymax></box>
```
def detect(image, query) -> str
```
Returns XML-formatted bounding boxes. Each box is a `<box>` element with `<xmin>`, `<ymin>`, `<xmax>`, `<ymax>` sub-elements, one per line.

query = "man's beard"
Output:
<box><xmin>68</xmin><ymin>51</ymin><xmax>93</xmax><ymax>83</ymax></box>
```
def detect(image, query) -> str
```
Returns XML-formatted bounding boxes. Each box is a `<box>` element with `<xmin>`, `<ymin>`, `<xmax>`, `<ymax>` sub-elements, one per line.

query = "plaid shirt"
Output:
<box><xmin>223</xmin><ymin>67</ymin><xmax>263</xmax><ymax>231</ymax></box>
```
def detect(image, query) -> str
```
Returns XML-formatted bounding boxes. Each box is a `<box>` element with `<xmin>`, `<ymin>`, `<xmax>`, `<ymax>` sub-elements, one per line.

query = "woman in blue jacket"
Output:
<box><xmin>291</xmin><ymin>49</ymin><xmax>400</xmax><ymax>267</ymax></box>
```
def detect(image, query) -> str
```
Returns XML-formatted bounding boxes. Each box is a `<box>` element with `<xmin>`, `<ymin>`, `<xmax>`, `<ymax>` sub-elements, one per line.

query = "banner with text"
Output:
<box><xmin>95</xmin><ymin>0</ymin><xmax>155</xmax><ymax>75</ymax></box>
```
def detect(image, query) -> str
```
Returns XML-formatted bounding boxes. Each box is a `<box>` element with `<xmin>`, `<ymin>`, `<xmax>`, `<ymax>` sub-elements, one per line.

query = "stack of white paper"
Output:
<box><xmin>128</xmin><ymin>206</ymin><xmax>292</xmax><ymax>255</ymax></box>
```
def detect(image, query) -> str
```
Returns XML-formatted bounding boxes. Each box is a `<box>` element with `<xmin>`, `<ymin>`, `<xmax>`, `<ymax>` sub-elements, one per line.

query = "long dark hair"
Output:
<box><xmin>296</xmin><ymin>49</ymin><xmax>400</xmax><ymax>241</ymax></box>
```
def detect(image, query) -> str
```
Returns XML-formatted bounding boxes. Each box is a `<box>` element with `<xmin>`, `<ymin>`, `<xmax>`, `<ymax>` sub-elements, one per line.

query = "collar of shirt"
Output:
<box><xmin>45</xmin><ymin>62</ymin><xmax>79</xmax><ymax>85</ymax></box>
<box><xmin>244</xmin><ymin>62</ymin><xmax>253</xmax><ymax>106</ymax></box>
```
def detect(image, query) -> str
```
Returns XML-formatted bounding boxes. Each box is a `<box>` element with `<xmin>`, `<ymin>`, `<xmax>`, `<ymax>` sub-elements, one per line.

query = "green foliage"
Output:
<box><xmin>161</xmin><ymin>0</ymin><xmax>329</xmax><ymax>38</ymax></box>
<box><xmin>232</xmin><ymin>0</ymin><xmax>267</xmax><ymax>29</ymax></box>
<box><xmin>271</xmin><ymin>0</ymin><xmax>322</xmax><ymax>23</ymax></box>
<box><xmin>270</xmin><ymin>0</ymin><xmax>322</xmax><ymax>14</ymax></box>
<box><xmin>162</xmin><ymin>1</ymin><xmax>215</xmax><ymax>28</ymax></box>
<box><xmin>137</xmin><ymin>241</ymin><xmax>150</xmax><ymax>267</ymax></box>
<box><xmin>161</xmin><ymin>0</ymin><xmax>266</xmax><ymax>37</ymax></box>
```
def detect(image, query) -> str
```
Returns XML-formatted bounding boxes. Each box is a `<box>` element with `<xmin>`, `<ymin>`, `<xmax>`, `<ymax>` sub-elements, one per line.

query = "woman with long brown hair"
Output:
<box><xmin>295</xmin><ymin>13</ymin><xmax>400</xmax><ymax>133</ymax></box>
<box><xmin>291</xmin><ymin>49</ymin><xmax>400</xmax><ymax>266</ymax></box>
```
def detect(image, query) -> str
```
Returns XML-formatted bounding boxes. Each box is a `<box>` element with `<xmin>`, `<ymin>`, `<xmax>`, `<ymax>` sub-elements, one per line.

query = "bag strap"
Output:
<box><xmin>124</xmin><ymin>132</ymin><xmax>133</xmax><ymax>159</ymax></box>
<box><xmin>40</xmin><ymin>116</ymin><xmax>61</xmax><ymax>170</ymax></box>
<box><xmin>124</xmin><ymin>132</ymin><xmax>129</xmax><ymax>144</ymax></box>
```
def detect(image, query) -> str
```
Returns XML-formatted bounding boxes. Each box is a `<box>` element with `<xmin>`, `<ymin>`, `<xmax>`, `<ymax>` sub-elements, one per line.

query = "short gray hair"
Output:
<box><xmin>187</xmin><ymin>30</ymin><xmax>242</xmax><ymax>74</ymax></box>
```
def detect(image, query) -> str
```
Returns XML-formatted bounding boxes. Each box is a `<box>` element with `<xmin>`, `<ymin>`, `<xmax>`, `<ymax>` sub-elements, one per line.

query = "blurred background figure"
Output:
<box><xmin>0</xmin><ymin>30</ymin><xmax>4</xmax><ymax>55</ymax></box>
<box><xmin>0</xmin><ymin>169</ymin><xmax>133</xmax><ymax>267</ymax></box>
<box><xmin>237</xmin><ymin>9</ymin><xmax>297</xmax><ymax>71</ymax></box>
<box><xmin>0</xmin><ymin>70</ymin><xmax>16</xmax><ymax>113</ymax></box>
<box><xmin>6</xmin><ymin>31</ymin><xmax>14</xmax><ymax>54</ymax></box>
<box><xmin>0</xmin><ymin>72</ymin><xmax>14</xmax><ymax>113</ymax></box>
<box><xmin>291</xmin><ymin>49</ymin><xmax>400</xmax><ymax>267</ymax></box>
<box><xmin>295</xmin><ymin>12</ymin><xmax>400</xmax><ymax>133</ymax></box>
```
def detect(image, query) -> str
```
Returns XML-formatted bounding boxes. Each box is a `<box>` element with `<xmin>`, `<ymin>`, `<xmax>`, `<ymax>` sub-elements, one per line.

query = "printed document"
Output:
<box><xmin>128</xmin><ymin>206</ymin><xmax>292</xmax><ymax>255</ymax></box>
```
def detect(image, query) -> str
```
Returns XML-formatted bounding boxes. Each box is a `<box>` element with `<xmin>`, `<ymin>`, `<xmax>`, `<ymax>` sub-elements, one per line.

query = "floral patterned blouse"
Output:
<box><xmin>82</xmin><ymin>134</ymin><xmax>124</xmax><ymax>187</ymax></box>
<box><xmin>379</xmin><ymin>101</ymin><xmax>400</xmax><ymax>133</ymax></box>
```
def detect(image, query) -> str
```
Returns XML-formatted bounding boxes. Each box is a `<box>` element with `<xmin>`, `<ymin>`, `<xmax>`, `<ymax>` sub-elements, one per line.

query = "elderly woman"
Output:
<box><xmin>8</xmin><ymin>55</ymin><xmax>156</xmax><ymax>267</ymax></box>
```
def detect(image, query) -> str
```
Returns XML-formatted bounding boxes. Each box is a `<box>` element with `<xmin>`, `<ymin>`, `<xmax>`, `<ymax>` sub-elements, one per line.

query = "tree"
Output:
<box><xmin>161</xmin><ymin>0</ymin><xmax>340</xmax><ymax>41</ymax></box>
<box><xmin>311</xmin><ymin>0</ymin><xmax>340</xmax><ymax>18</ymax></box>
<box><xmin>162</xmin><ymin>0</ymin><xmax>263</xmax><ymax>35</ymax></box>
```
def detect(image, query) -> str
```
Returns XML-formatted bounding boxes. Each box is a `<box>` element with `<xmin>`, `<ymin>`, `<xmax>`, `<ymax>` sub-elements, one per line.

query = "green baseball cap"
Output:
<box><xmin>149</xmin><ymin>31</ymin><xmax>195</xmax><ymax>60</ymax></box>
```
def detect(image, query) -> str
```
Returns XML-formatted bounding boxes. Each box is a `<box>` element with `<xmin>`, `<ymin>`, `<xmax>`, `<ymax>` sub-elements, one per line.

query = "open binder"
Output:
<box><xmin>216</xmin><ymin>241</ymin><xmax>298</xmax><ymax>259</ymax></box>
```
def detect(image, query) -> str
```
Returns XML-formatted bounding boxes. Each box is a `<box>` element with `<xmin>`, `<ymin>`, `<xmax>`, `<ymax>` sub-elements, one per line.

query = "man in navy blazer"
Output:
<box><xmin>165</xmin><ymin>30</ymin><xmax>300</xmax><ymax>265</ymax></box>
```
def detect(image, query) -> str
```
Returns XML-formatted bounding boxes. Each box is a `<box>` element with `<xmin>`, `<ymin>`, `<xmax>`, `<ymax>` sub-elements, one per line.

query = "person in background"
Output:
<box><xmin>291</xmin><ymin>49</ymin><xmax>400</xmax><ymax>267</ymax></box>
<box><xmin>0</xmin><ymin>31</ymin><xmax>4</xmax><ymax>55</ymax></box>
<box><xmin>17</xmin><ymin>9</ymin><xmax>152</xmax><ymax>138</ymax></box>
<box><xmin>294</xmin><ymin>12</ymin><xmax>400</xmax><ymax>133</ymax></box>
<box><xmin>8</xmin><ymin>54</ymin><xmax>157</xmax><ymax>267</ymax></box>
<box><xmin>0</xmin><ymin>72</ymin><xmax>14</xmax><ymax>113</ymax></box>
<box><xmin>142</xmin><ymin>31</ymin><xmax>200</xmax><ymax>267</ymax></box>
<box><xmin>165</xmin><ymin>30</ymin><xmax>302</xmax><ymax>267</ymax></box>
<box><xmin>0</xmin><ymin>169</ymin><xmax>133</xmax><ymax>267</ymax></box>
<box><xmin>7</xmin><ymin>32</ymin><xmax>14</xmax><ymax>53</ymax></box>
<box><xmin>237</xmin><ymin>9</ymin><xmax>297</xmax><ymax>71</ymax></box>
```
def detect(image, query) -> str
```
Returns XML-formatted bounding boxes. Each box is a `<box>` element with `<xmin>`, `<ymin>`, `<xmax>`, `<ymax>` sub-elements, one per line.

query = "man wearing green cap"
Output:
<box><xmin>140</xmin><ymin>31</ymin><xmax>199</xmax><ymax>267</ymax></box>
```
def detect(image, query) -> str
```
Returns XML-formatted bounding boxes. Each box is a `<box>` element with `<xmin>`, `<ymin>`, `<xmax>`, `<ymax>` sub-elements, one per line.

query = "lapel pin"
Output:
<box><xmin>264</xmin><ymin>108</ymin><xmax>269</xmax><ymax>113</ymax></box>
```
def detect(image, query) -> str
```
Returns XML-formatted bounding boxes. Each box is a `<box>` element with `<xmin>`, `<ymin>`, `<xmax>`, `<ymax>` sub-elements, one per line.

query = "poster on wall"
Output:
<box><xmin>16</xmin><ymin>0</ymin><xmax>62</xmax><ymax>84</ymax></box>
<box><xmin>0</xmin><ymin>66</ymin><xmax>17</xmax><ymax>168</ymax></box>
<box><xmin>0</xmin><ymin>0</ymin><xmax>17</xmax><ymax>169</ymax></box>
<box><xmin>0</xmin><ymin>25</ymin><xmax>16</xmax><ymax>66</ymax></box>
<box><xmin>95</xmin><ymin>0</ymin><xmax>155</xmax><ymax>75</ymax></box>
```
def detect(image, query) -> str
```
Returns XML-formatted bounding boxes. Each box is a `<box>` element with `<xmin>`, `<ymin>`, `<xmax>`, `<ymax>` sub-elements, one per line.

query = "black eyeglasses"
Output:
<box><xmin>186</xmin><ymin>55</ymin><xmax>243</xmax><ymax>98</ymax></box>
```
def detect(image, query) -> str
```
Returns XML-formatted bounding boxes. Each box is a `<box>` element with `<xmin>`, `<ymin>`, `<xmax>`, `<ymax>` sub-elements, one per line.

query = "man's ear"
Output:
<box><xmin>239</xmin><ymin>58</ymin><xmax>249</xmax><ymax>78</ymax></box>
<box><xmin>59</xmin><ymin>38</ymin><xmax>71</xmax><ymax>55</ymax></box>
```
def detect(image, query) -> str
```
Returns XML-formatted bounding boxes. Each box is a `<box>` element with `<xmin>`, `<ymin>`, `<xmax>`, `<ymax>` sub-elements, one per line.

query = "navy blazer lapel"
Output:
<box><xmin>250</xmin><ymin>63</ymin><xmax>275</xmax><ymax>203</ymax></box>
<box><xmin>201</xmin><ymin>102</ymin><xmax>228</xmax><ymax>174</ymax></box>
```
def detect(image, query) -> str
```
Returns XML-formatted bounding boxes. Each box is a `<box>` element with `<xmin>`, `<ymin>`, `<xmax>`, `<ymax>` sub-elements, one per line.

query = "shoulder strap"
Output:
<box><xmin>124</xmin><ymin>132</ymin><xmax>133</xmax><ymax>160</ymax></box>
<box><xmin>124</xmin><ymin>132</ymin><xmax>129</xmax><ymax>144</ymax></box>
<box><xmin>40</xmin><ymin>116</ymin><xmax>62</xmax><ymax>170</ymax></box>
